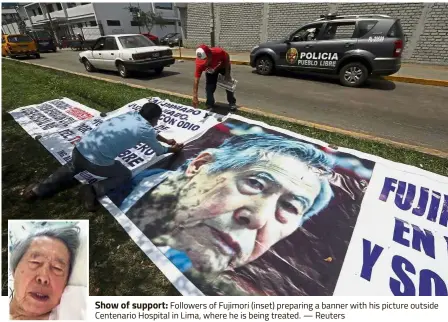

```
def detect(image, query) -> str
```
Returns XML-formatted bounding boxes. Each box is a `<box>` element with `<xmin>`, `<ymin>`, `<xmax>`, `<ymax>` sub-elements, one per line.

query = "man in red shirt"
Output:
<box><xmin>192</xmin><ymin>44</ymin><xmax>237</xmax><ymax>111</ymax></box>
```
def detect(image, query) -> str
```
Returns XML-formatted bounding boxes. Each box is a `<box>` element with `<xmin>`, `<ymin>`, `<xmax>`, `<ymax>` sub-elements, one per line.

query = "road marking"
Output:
<box><xmin>7</xmin><ymin>58</ymin><xmax>448</xmax><ymax>159</ymax></box>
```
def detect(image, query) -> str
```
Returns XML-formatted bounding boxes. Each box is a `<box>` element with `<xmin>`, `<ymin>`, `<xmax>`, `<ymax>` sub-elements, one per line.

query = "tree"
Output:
<box><xmin>125</xmin><ymin>5</ymin><xmax>170</xmax><ymax>33</ymax></box>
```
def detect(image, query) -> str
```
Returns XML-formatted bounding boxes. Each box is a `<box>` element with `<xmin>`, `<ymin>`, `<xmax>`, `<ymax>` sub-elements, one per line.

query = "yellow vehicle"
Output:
<box><xmin>2</xmin><ymin>34</ymin><xmax>40</xmax><ymax>58</ymax></box>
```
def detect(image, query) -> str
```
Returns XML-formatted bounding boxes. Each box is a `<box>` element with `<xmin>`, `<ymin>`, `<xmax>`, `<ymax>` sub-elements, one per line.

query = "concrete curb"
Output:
<box><xmin>7</xmin><ymin>58</ymin><xmax>448</xmax><ymax>159</ymax></box>
<box><xmin>173</xmin><ymin>56</ymin><xmax>448</xmax><ymax>87</ymax></box>
<box><xmin>383</xmin><ymin>75</ymin><xmax>448</xmax><ymax>87</ymax></box>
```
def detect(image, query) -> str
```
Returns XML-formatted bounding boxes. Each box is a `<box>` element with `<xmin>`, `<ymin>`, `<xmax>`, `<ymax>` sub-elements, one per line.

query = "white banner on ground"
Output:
<box><xmin>13</xmin><ymin>97</ymin><xmax>222</xmax><ymax>184</ymax></box>
<box><xmin>8</xmin><ymin>97</ymin><xmax>448</xmax><ymax>298</ymax></box>
<box><xmin>8</xmin><ymin>97</ymin><xmax>100</xmax><ymax>138</ymax></box>
<box><xmin>334</xmin><ymin>162</ymin><xmax>448</xmax><ymax>296</ymax></box>
<box><xmin>107</xmin><ymin>97</ymin><xmax>222</xmax><ymax>174</ymax></box>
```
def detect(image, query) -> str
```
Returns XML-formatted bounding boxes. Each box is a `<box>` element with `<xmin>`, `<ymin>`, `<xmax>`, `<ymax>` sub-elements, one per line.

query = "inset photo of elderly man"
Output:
<box><xmin>8</xmin><ymin>220</ymin><xmax>88</xmax><ymax>320</ymax></box>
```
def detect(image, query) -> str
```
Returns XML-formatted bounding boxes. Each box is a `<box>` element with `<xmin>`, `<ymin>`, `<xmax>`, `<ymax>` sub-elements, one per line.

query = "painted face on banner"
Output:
<box><xmin>166</xmin><ymin>152</ymin><xmax>322</xmax><ymax>273</ymax></box>
<box><xmin>13</xmin><ymin>237</ymin><xmax>70</xmax><ymax>317</ymax></box>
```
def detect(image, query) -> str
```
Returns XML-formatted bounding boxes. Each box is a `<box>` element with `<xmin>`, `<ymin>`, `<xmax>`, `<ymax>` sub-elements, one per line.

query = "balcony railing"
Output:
<box><xmin>65</xmin><ymin>3</ymin><xmax>94</xmax><ymax>18</ymax></box>
<box><xmin>30</xmin><ymin>14</ymin><xmax>46</xmax><ymax>24</ymax></box>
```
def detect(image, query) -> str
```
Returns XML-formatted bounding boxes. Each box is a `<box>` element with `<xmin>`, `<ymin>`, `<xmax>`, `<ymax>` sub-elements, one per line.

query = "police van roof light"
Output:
<box><xmin>320</xmin><ymin>13</ymin><xmax>338</xmax><ymax>20</ymax></box>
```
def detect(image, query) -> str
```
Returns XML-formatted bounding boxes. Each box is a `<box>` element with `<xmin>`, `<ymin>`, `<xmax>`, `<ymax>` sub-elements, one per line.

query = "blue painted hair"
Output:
<box><xmin>180</xmin><ymin>133</ymin><xmax>335</xmax><ymax>224</ymax></box>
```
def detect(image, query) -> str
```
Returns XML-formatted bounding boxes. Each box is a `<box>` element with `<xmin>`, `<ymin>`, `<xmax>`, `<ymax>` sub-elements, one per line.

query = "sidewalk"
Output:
<box><xmin>172</xmin><ymin>48</ymin><xmax>448</xmax><ymax>86</ymax></box>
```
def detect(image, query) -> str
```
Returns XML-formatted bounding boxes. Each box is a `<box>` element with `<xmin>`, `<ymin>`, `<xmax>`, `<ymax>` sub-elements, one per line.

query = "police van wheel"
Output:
<box><xmin>339</xmin><ymin>62</ymin><xmax>368</xmax><ymax>87</ymax></box>
<box><xmin>255</xmin><ymin>56</ymin><xmax>274</xmax><ymax>75</ymax></box>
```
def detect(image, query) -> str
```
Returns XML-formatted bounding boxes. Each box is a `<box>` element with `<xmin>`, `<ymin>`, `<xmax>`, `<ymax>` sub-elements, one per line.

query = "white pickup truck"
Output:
<box><xmin>78</xmin><ymin>34</ymin><xmax>175</xmax><ymax>78</ymax></box>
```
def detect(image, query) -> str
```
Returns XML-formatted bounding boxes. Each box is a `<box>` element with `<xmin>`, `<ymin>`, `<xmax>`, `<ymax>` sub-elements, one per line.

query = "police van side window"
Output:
<box><xmin>387</xmin><ymin>20</ymin><xmax>404</xmax><ymax>38</ymax></box>
<box><xmin>291</xmin><ymin>23</ymin><xmax>323</xmax><ymax>42</ymax></box>
<box><xmin>320</xmin><ymin>22</ymin><xmax>356</xmax><ymax>40</ymax></box>
<box><xmin>357</xmin><ymin>20</ymin><xmax>378</xmax><ymax>38</ymax></box>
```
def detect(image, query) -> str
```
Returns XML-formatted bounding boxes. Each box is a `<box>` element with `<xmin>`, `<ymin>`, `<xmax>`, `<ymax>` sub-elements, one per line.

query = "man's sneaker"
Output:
<box><xmin>80</xmin><ymin>185</ymin><xmax>99</xmax><ymax>212</ymax></box>
<box><xmin>204</xmin><ymin>105</ymin><xmax>215</xmax><ymax>118</ymax></box>
<box><xmin>229</xmin><ymin>104</ymin><xmax>238</xmax><ymax>112</ymax></box>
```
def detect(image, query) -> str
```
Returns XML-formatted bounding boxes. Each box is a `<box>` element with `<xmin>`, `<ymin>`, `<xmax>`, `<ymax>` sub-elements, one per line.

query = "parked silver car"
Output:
<box><xmin>79</xmin><ymin>34</ymin><xmax>175</xmax><ymax>78</ymax></box>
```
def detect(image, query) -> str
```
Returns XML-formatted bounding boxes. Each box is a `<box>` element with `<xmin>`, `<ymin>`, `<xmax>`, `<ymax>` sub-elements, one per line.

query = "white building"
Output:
<box><xmin>1</xmin><ymin>4</ymin><xmax>33</xmax><ymax>35</ymax></box>
<box><xmin>16</xmin><ymin>2</ymin><xmax>183</xmax><ymax>40</ymax></box>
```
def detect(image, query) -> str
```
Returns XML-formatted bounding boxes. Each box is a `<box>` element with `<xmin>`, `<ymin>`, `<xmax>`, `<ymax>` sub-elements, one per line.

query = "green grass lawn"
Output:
<box><xmin>2</xmin><ymin>59</ymin><xmax>447</xmax><ymax>296</ymax></box>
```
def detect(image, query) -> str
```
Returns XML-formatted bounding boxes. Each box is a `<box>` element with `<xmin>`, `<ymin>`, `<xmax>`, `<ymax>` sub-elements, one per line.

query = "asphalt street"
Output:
<box><xmin>15</xmin><ymin>50</ymin><xmax>448</xmax><ymax>153</ymax></box>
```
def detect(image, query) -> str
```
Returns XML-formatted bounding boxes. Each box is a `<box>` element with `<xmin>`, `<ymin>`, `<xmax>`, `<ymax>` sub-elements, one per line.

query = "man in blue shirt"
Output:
<box><xmin>24</xmin><ymin>102</ymin><xmax>183</xmax><ymax>211</ymax></box>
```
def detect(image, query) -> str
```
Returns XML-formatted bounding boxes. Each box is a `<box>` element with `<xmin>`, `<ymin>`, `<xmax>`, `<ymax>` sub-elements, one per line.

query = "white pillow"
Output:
<box><xmin>50</xmin><ymin>285</ymin><xmax>87</xmax><ymax>320</ymax></box>
<box><xmin>68</xmin><ymin>222</ymin><xmax>88</xmax><ymax>287</ymax></box>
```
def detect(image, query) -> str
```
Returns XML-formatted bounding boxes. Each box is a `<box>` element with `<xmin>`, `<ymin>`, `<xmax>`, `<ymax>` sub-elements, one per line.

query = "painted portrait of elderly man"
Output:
<box><xmin>107</xmin><ymin>119</ymin><xmax>373</xmax><ymax>295</ymax></box>
<box><xmin>9</xmin><ymin>224</ymin><xmax>84</xmax><ymax>320</ymax></box>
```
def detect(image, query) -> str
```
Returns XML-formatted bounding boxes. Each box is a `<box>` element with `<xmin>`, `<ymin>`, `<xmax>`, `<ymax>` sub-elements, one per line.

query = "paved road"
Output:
<box><xmin>22</xmin><ymin>51</ymin><xmax>448</xmax><ymax>153</ymax></box>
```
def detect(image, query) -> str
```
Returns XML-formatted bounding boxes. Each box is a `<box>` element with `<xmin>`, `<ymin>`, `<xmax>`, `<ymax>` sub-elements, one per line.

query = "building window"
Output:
<box><xmin>90</xmin><ymin>21</ymin><xmax>97</xmax><ymax>27</ymax></box>
<box><xmin>46</xmin><ymin>4</ymin><xmax>54</xmax><ymax>13</ymax></box>
<box><xmin>37</xmin><ymin>7</ymin><xmax>42</xmax><ymax>15</ymax></box>
<box><xmin>67</xmin><ymin>3</ymin><xmax>77</xmax><ymax>9</ymax></box>
<box><xmin>155</xmin><ymin>3</ymin><xmax>173</xmax><ymax>10</ymax></box>
<box><xmin>130</xmin><ymin>21</ymin><xmax>142</xmax><ymax>27</ymax></box>
<box><xmin>56</xmin><ymin>3</ymin><xmax>63</xmax><ymax>11</ymax></box>
<box><xmin>107</xmin><ymin>20</ymin><xmax>121</xmax><ymax>27</ymax></box>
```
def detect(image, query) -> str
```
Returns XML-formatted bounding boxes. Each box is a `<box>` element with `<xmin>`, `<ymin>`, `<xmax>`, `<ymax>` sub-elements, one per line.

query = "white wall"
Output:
<box><xmin>93</xmin><ymin>2</ymin><xmax>178</xmax><ymax>37</ymax></box>
<box><xmin>153</xmin><ymin>3</ymin><xmax>178</xmax><ymax>19</ymax></box>
<box><xmin>65</xmin><ymin>3</ymin><xmax>95</xmax><ymax>19</ymax></box>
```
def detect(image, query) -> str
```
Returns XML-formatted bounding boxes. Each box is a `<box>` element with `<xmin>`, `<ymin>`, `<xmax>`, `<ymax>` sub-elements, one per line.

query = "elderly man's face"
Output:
<box><xmin>13</xmin><ymin>236</ymin><xmax>70</xmax><ymax>316</ymax></box>
<box><xmin>164</xmin><ymin>152</ymin><xmax>322</xmax><ymax>273</ymax></box>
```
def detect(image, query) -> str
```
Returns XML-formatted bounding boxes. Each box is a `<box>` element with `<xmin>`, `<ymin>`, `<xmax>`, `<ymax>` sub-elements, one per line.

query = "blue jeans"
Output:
<box><xmin>205</xmin><ymin>68</ymin><xmax>236</xmax><ymax>107</ymax></box>
<box><xmin>33</xmin><ymin>148</ymin><xmax>132</xmax><ymax>198</ymax></box>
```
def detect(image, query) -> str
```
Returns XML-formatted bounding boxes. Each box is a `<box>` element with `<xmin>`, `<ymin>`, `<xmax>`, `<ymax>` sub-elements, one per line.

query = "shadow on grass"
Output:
<box><xmin>2</xmin><ymin>101</ymin><xmax>180</xmax><ymax>296</ymax></box>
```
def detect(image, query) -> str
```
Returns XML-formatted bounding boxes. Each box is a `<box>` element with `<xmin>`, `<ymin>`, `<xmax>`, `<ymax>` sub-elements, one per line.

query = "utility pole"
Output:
<box><xmin>40</xmin><ymin>3</ymin><xmax>57</xmax><ymax>42</ymax></box>
<box><xmin>137</xmin><ymin>3</ymin><xmax>142</xmax><ymax>34</ymax></box>
<box><xmin>14</xmin><ymin>6</ymin><xmax>27</xmax><ymax>34</ymax></box>
<box><xmin>46</xmin><ymin>7</ymin><xmax>58</xmax><ymax>42</ymax></box>
<box><xmin>210</xmin><ymin>3</ymin><xmax>215</xmax><ymax>47</ymax></box>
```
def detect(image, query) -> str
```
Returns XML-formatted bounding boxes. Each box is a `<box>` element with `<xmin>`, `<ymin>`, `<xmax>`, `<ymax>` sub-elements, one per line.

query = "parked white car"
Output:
<box><xmin>78</xmin><ymin>34</ymin><xmax>175</xmax><ymax>78</ymax></box>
